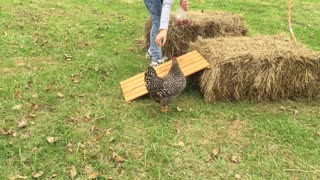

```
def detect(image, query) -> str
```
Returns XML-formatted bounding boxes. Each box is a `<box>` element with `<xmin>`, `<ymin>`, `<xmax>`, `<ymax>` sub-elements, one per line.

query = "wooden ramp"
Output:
<box><xmin>120</xmin><ymin>50</ymin><xmax>210</xmax><ymax>102</ymax></box>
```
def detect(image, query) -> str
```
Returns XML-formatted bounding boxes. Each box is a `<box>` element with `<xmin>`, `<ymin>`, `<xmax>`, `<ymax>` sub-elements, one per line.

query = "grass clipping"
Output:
<box><xmin>145</xmin><ymin>11</ymin><xmax>248</xmax><ymax>59</ymax></box>
<box><xmin>190</xmin><ymin>35</ymin><xmax>320</xmax><ymax>102</ymax></box>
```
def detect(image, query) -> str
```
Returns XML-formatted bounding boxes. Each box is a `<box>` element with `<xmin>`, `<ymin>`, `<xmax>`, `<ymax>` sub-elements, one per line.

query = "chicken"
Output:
<box><xmin>144</xmin><ymin>57</ymin><xmax>186</xmax><ymax>112</ymax></box>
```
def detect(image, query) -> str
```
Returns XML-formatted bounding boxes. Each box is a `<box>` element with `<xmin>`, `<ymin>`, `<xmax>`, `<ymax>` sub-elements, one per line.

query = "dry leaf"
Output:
<box><xmin>230</xmin><ymin>155</ymin><xmax>241</xmax><ymax>163</ymax></box>
<box><xmin>16</xmin><ymin>90</ymin><xmax>23</xmax><ymax>99</ymax></box>
<box><xmin>212</xmin><ymin>148</ymin><xmax>220</xmax><ymax>156</ymax></box>
<box><xmin>85</xmin><ymin>165</ymin><xmax>93</xmax><ymax>174</ymax></box>
<box><xmin>50</xmin><ymin>174</ymin><xmax>58</xmax><ymax>179</ymax></box>
<box><xmin>12</xmin><ymin>104</ymin><xmax>23</xmax><ymax>110</ymax></box>
<box><xmin>31</xmin><ymin>103</ymin><xmax>39</xmax><ymax>110</ymax></box>
<box><xmin>47</xmin><ymin>137</ymin><xmax>58</xmax><ymax>143</ymax></box>
<box><xmin>9</xmin><ymin>174</ymin><xmax>27</xmax><ymax>180</ymax></box>
<box><xmin>70</xmin><ymin>166</ymin><xmax>77</xmax><ymax>178</ymax></box>
<box><xmin>69</xmin><ymin>117</ymin><xmax>77</xmax><ymax>123</ymax></box>
<box><xmin>0</xmin><ymin>127</ymin><xmax>6</xmax><ymax>135</ymax></box>
<box><xmin>112</xmin><ymin>152</ymin><xmax>125</xmax><ymax>163</ymax></box>
<box><xmin>57</xmin><ymin>92</ymin><xmax>64</xmax><ymax>98</ymax></box>
<box><xmin>88</xmin><ymin>172</ymin><xmax>99</xmax><ymax>179</ymax></box>
<box><xmin>29</xmin><ymin>113</ymin><xmax>36</xmax><ymax>118</ymax></box>
<box><xmin>7</xmin><ymin>129</ymin><xmax>17</xmax><ymax>137</ymax></box>
<box><xmin>279</xmin><ymin>106</ymin><xmax>286</xmax><ymax>111</ymax></box>
<box><xmin>177</xmin><ymin>141</ymin><xmax>185</xmax><ymax>147</ymax></box>
<box><xmin>106</xmin><ymin>128</ymin><xmax>113</xmax><ymax>135</ymax></box>
<box><xmin>234</xmin><ymin>174</ymin><xmax>241</xmax><ymax>179</ymax></box>
<box><xmin>64</xmin><ymin>54</ymin><xmax>73</xmax><ymax>61</ymax></box>
<box><xmin>32</xmin><ymin>171</ymin><xmax>44</xmax><ymax>178</ymax></box>
<box><xmin>18</xmin><ymin>120</ymin><xmax>28</xmax><ymax>128</ymax></box>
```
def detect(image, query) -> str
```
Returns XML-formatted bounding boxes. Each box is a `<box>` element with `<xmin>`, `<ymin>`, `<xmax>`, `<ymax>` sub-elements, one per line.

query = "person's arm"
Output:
<box><xmin>156</xmin><ymin>0</ymin><xmax>174</xmax><ymax>47</ymax></box>
<box><xmin>156</xmin><ymin>0</ymin><xmax>190</xmax><ymax>47</ymax></box>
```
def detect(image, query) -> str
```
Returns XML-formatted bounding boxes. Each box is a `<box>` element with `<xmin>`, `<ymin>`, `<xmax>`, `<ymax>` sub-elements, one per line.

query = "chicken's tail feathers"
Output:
<box><xmin>144</xmin><ymin>66</ymin><xmax>157</xmax><ymax>85</ymax></box>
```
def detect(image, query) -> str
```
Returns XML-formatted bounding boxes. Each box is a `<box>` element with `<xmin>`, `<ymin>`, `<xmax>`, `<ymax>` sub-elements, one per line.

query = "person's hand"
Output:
<box><xmin>155</xmin><ymin>29</ymin><xmax>167</xmax><ymax>47</ymax></box>
<box><xmin>180</xmin><ymin>0</ymin><xmax>189</xmax><ymax>11</ymax></box>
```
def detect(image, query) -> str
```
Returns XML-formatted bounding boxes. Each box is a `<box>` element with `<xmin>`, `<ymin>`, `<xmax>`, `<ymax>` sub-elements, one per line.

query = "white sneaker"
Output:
<box><xmin>150</xmin><ymin>61</ymin><xmax>159</xmax><ymax>67</ymax></box>
<box><xmin>158</xmin><ymin>56</ymin><xmax>168</xmax><ymax>64</ymax></box>
<box><xmin>146</xmin><ymin>49</ymin><xmax>152</xmax><ymax>59</ymax></box>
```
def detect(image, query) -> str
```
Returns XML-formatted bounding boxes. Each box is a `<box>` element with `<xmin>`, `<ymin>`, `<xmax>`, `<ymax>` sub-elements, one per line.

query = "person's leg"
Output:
<box><xmin>144</xmin><ymin>0</ymin><xmax>163</xmax><ymax>66</ymax></box>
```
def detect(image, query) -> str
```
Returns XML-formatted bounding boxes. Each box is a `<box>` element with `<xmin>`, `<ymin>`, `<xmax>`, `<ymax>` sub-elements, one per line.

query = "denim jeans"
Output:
<box><xmin>144</xmin><ymin>0</ymin><xmax>163</xmax><ymax>62</ymax></box>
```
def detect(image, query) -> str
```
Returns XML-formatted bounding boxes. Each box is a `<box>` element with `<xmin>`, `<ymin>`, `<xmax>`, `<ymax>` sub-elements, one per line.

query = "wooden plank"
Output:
<box><xmin>121</xmin><ymin>55</ymin><xmax>205</xmax><ymax>92</ymax></box>
<box><xmin>120</xmin><ymin>50</ymin><xmax>209</xmax><ymax>102</ymax></box>
<box><xmin>123</xmin><ymin>58</ymin><xmax>209</xmax><ymax>98</ymax></box>
<box><xmin>120</xmin><ymin>53</ymin><xmax>204</xmax><ymax>90</ymax></box>
<box><xmin>120</xmin><ymin>50</ymin><xmax>199</xmax><ymax>85</ymax></box>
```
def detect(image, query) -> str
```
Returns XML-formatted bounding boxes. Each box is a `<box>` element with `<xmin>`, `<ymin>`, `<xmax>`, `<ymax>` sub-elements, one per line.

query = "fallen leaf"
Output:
<box><xmin>177</xmin><ymin>141</ymin><xmax>185</xmax><ymax>147</ymax></box>
<box><xmin>0</xmin><ymin>127</ymin><xmax>6</xmax><ymax>135</ymax></box>
<box><xmin>12</xmin><ymin>104</ymin><xmax>23</xmax><ymax>110</ymax></box>
<box><xmin>234</xmin><ymin>174</ymin><xmax>241</xmax><ymax>179</ymax></box>
<box><xmin>230</xmin><ymin>155</ymin><xmax>241</xmax><ymax>163</ymax></box>
<box><xmin>64</xmin><ymin>54</ymin><xmax>73</xmax><ymax>61</ymax></box>
<box><xmin>47</xmin><ymin>137</ymin><xmax>58</xmax><ymax>143</ymax></box>
<box><xmin>9</xmin><ymin>174</ymin><xmax>27</xmax><ymax>180</ymax></box>
<box><xmin>112</xmin><ymin>152</ymin><xmax>125</xmax><ymax>163</ymax></box>
<box><xmin>57</xmin><ymin>92</ymin><xmax>64</xmax><ymax>98</ymax></box>
<box><xmin>70</xmin><ymin>166</ymin><xmax>77</xmax><ymax>178</ymax></box>
<box><xmin>32</xmin><ymin>171</ymin><xmax>44</xmax><ymax>178</ymax></box>
<box><xmin>29</xmin><ymin>113</ymin><xmax>36</xmax><ymax>118</ymax></box>
<box><xmin>212</xmin><ymin>148</ymin><xmax>220</xmax><ymax>156</ymax></box>
<box><xmin>50</xmin><ymin>174</ymin><xmax>58</xmax><ymax>179</ymax></box>
<box><xmin>279</xmin><ymin>106</ymin><xmax>286</xmax><ymax>111</ymax></box>
<box><xmin>88</xmin><ymin>172</ymin><xmax>99</xmax><ymax>179</ymax></box>
<box><xmin>16</xmin><ymin>90</ymin><xmax>23</xmax><ymax>99</ymax></box>
<box><xmin>106</xmin><ymin>128</ymin><xmax>113</xmax><ymax>135</ymax></box>
<box><xmin>31</xmin><ymin>103</ymin><xmax>39</xmax><ymax>110</ymax></box>
<box><xmin>69</xmin><ymin>117</ymin><xmax>77</xmax><ymax>123</ymax></box>
<box><xmin>7</xmin><ymin>129</ymin><xmax>17</xmax><ymax>137</ymax></box>
<box><xmin>18</xmin><ymin>120</ymin><xmax>28</xmax><ymax>128</ymax></box>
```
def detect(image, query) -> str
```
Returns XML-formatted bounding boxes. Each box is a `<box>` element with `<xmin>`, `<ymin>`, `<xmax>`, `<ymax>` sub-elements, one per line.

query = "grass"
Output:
<box><xmin>0</xmin><ymin>0</ymin><xmax>319</xmax><ymax>179</ymax></box>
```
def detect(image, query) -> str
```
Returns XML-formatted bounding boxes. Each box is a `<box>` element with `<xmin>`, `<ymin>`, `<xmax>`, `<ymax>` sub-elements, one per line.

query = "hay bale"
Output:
<box><xmin>190</xmin><ymin>35</ymin><xmax>320</xmax><ymax>102</ymax></box>
<box><xmin>144</xmin><ymin>11</ymin><xmax>248</xmax><ymax>59</ymax></box>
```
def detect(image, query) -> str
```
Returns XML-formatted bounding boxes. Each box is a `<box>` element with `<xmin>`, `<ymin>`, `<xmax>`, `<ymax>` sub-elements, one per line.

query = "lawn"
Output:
<box><xmin>0</xmin><ymin>0</ymin><xmax>319</xmax><ymax>179</ymax></box>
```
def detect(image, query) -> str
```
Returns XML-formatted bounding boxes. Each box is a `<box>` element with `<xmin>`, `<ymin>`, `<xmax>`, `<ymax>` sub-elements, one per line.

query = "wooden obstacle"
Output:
<box><xmin>120</xmin><ymin>50</ymin><xmax>210</xmax><ymax>102</ymax></box>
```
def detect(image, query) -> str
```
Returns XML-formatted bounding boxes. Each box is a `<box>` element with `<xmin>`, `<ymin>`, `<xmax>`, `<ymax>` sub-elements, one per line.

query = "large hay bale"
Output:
<box><xmin>144</xmin><ymin>11</ymin><xmax>248</xmax><ymax>59</ymax></box>
<box><xmin>190</xmin><ymin>35</ymin><xmax>320</xmax><ymax>102</ymax></box>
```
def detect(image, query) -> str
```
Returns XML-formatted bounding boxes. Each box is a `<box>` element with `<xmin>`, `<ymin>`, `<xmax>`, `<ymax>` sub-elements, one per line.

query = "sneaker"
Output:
<box><xmin>146</xmin><ymin>49</ymin><xmax>152</xmax><ymax>59</ymax></box>
<box><xmin>150</xmin><ymin>61</ymin><xmax>159</xmax><ymax>67</ymax></box>
<box><xmin>157</xmin><ymin>56</ymin><xmax>168</xmax><ymax>64</ymax></box>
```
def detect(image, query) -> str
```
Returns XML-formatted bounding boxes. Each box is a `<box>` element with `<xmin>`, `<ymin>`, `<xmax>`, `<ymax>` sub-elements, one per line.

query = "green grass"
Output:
<box><xmin>1</xmin><ymin>0</ymin><xmax>320</xmax><ymax>179</ymax></box>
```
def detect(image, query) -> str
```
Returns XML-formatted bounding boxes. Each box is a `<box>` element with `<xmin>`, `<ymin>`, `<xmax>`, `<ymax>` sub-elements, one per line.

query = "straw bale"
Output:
<box><xmin>190</xmin><ymin>34</ymin><xmax>320</xmax><ymax>102</ymax></box>
<box><xmin>144</xmin><ymin>11</ymin><xmax>248</xmax><ymax>59</ymax></box>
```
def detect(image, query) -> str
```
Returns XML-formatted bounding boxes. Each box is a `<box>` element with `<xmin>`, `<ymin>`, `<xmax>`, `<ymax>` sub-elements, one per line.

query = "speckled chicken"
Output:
<box><xmin>144</xmin><ymin>57</ymin><xmax>186</xmax><ymax>112</ymax></box>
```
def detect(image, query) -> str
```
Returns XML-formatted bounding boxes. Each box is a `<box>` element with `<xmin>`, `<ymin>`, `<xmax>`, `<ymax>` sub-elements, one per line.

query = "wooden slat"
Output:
<box><xmin>120</xmin><ymin>50</ymin><xmax>199</xmax><ymax>86</ymax></box>
<box><xmin>123</xmin><ymin>58</ymin><xmax>209</xmax><ymax>99</ymax></box>
<box><xmin>121</xmin><ymin>55</ymin><xmax>205</xmax><ymax>93</ymax></box>
<box><xmin>120</xmin><ymin>50</ymin><xmax>209</xmax><ymax>102</ymax></box>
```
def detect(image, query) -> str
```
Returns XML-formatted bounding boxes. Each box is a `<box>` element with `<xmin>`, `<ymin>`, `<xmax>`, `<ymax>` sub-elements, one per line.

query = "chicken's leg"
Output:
<box><xmin>161</xmin><ymin>105</ymin><xmax>169</xmax><ymax>112</ymax></box>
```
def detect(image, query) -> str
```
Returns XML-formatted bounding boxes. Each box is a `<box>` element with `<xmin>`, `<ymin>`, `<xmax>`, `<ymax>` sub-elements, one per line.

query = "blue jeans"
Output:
<box><xmin>144</xmin><ymin>0</ymin><xmax>163</xmax><ymax>62</ymax></box>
